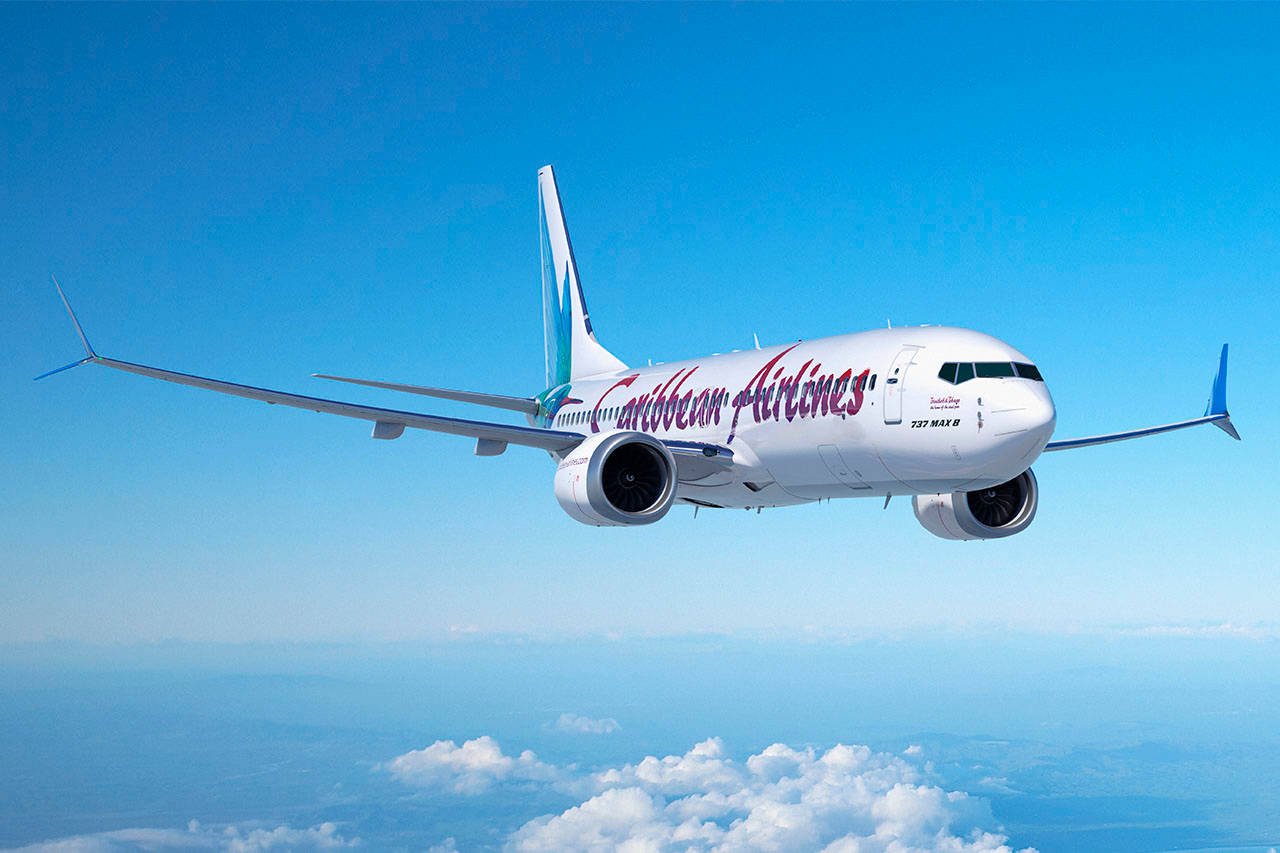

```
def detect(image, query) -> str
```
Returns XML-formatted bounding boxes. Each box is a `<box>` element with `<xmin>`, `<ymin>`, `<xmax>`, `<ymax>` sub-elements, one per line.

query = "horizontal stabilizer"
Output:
<box><xmin>313</xmin><ymin>374</ymin><xmax>539</xmax><ymax>415</ymax></box>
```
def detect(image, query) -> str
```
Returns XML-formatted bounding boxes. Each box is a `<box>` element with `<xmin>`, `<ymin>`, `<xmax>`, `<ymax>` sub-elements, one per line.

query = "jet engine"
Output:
<box><xmin>912</xmin><ymin>469</ymin><xmax>1038</xmax><ymax>540</ymax></box>
<box><xmin>555</xmin><ymin>431</ymin><xmax>677</xmax><ymax>526</ymax></box>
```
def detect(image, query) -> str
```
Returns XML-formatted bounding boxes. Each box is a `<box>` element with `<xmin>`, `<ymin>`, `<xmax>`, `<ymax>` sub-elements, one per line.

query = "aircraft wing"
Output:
<box><xmin>38</xmin><ymin>280</ymin><xmax>735</xmax><ymax>474</ymax></box>
<box><xmin>88</xmin><ymin>355</ymin><xmax>585</xmax><ymax>452</ymax></box>
<box><xmin>1043</xmin><ymin>344</ymin><xmax>1239</xmax><ymax>452</ymax></box>
<box><xmin>68</xmin><ymin>356</ymin><xmax>737</xmax><ymax>475</ymax></box>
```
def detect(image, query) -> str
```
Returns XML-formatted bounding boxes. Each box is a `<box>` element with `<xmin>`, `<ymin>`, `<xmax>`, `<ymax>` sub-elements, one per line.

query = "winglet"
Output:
<box><xmin>1205</xmin><ymin>343</ymin><xmax>1240</xmax><ymax>440</ymax></box>
<box><xmin>35</xmin><ymin>277</ymin><xmax>98</xmax><ymax>381</ymax></box>
<box><xmin>53</xmin><ymin>276</ymin><xmax>96</xmax><ymax>358</ymax></box>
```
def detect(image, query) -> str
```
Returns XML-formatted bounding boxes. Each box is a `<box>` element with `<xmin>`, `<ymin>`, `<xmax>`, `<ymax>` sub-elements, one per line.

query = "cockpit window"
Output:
<box><xmin>1014</xmin><ymin>362</ymin><xmax>1043</xmax><ymax>381</ymax></box>
<box><xmin>938</xmin><ymin>361</ymin><xmax>1042</xmax><ymax>384</ymax></box>
<box><xmin>975</xmin><ymin>361</ymin><xmax>1015</xmax><ymax>378</ymax></box>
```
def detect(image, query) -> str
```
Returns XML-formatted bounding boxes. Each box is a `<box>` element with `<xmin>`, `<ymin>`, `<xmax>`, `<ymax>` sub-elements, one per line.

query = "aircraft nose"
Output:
<box><xmin>1026</xmin><ymin>388</ymin><xmax>1056</xmax><ymax>443</ymax></box>
<box><xmin>990</xmin><ymin>383</ymin><xmax>1056</xmax><ymax>445</ymax></box>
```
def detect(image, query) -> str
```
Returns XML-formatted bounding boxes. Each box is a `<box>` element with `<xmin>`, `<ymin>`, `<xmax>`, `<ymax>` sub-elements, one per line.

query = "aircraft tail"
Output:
<box><xmin>539</xmin><ymin>165</ymin><xmax>626</xmax><ymax>388</ymax></box>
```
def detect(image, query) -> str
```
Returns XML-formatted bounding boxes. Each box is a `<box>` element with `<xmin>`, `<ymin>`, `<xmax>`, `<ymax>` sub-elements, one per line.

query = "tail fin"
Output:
<box><xmin>539</xmin><ymin>165</ymin><xmax>626</xmax><ymax>388</ymax></box>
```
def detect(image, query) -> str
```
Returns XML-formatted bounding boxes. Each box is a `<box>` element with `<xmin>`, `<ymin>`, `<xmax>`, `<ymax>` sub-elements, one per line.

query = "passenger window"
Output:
<box><xmin>976</xmin><ymin>362</ymin><xmax>1016</xmax><ymax>378</ymax></box>
<box><xmin>1014</xmin><ymin>363</ymin><xmax>1044</xmax><ymax>381</ymax></box>
<box><xmin>869</xmin><ymin>374</ymin><xmax>876</xmax><ymax>391</ymax></box>
<box><xmin>955</xmin><ymin>362</ymin><xmax>975</xmax><ymax>383</ymax></box>
<box><xmin>938</xmin><ymin>362</ymin><xmax>957</xmax><ymax>384</ymax></box>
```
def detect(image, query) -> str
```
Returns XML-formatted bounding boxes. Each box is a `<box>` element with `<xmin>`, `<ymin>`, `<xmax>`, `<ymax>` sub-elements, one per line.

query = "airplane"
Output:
<box><xmin>39</xmin><ymin>165</ymin><xmax>1240</xmax><ymax>539</ymax></box>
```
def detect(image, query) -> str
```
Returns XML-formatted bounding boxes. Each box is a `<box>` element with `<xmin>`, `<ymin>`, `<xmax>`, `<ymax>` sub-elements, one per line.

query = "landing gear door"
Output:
<box><xmin>818</xmin><ymin>444</ymin><xmax>872</xmax><ymax>491</ymax></box>
<box><xmin>883</xmin><ymin>346</ymin><xmax>920</xmax><ymax>425</ymax></box>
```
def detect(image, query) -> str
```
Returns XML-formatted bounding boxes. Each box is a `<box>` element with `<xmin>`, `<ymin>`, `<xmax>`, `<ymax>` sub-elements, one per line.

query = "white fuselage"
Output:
<box><xmin>537</xmin><ymin>326</ymin><xmax>1057</xmax><ymax>509</ymax></box>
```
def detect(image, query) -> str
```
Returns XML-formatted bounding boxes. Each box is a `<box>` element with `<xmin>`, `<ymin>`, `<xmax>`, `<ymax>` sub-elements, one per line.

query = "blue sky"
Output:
<box><xmin>2</xmin><ymin>8</ymin><xmax>1280</xmax><ymax>848</ymax></box>
<box><xmin>4</xmin><ymin>4</ymin><xmax>1277</xmax><ymax>644</ymax></box>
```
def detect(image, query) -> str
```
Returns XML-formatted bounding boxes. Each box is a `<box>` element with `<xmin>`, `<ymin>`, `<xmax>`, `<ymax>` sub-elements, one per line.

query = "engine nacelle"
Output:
<box><xmin>555</xmin><ymin>431</ymin><xmax>678</xmax><ymax>526</ymax></box>
<box><xmin>912</xmin><ymin>469</ymin><xmax>1039</xmax><ymax>541</ymax></box>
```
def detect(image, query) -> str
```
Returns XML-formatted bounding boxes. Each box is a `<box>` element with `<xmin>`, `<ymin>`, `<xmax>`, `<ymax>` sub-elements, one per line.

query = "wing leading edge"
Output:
<box><xmin>1043</xmin><ymin>344</ymin><xmax>1239</xmax><ymax>452</ymax></box>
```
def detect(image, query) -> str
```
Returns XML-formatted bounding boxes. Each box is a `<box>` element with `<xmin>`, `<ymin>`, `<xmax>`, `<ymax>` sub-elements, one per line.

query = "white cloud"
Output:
<box><xmin>385</xmin><ymin>737</ymin><xmax>1034</xmax><ymax>853</ymax></box>
<box><xmin>1120</xmin><ymin>622</ymin><xmax>1278</xmax><ymax>640</ymax></box>
<box><xmin>555</xmin><ymin>713</ymin><xmax>621</xmax><ymax>735</ymax></box>
<box><xmin>975</xmin><ymin>776</ymin><xmax>1021</xmax><ymax>795</ymax></box>
<box><xmin>6</xmin><ymin>820</ymin><xmax>357</xmax><ymax>853</ymax></box>
<box><xmin>383</xmin><ymin>735</ymin><xmax>561</xmax><ymax>794</ymax></box>
<box><xmin>594</xmin><ymin>737</ymin><xmax>743</xmax><ymax>796</ymax></box>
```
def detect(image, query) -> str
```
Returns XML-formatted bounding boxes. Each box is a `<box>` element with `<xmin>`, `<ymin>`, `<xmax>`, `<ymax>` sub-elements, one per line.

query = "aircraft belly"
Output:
<box><xmin>677</xmin><ymin>481</ymin><xmax>809</xmax><ymax>509</ymax></box>
<box><xmin>752</xmin><ymin>420</ymin><xmax>889</xmax><ymax>500</ymax></box>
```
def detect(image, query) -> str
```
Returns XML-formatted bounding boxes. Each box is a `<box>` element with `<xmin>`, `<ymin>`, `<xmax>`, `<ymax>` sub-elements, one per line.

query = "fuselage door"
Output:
<box><xmin>883</xmin><ymin>346</ymin><xmax>919</xmax><ymax>425</ymax></box>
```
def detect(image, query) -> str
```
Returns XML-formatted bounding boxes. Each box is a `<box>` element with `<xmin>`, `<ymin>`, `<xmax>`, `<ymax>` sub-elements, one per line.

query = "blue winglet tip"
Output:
<box><xmin>34</xmin><ymin>356</ymin><xmax>94</xmax><ymax>381</ymax></box>
<box><xmin>1205</xmin><ymin>343</ymin><xmax>1230</xmax><ymax>417</ymax></box>
<box><xmin>1205</xmin><ymin>344</ymin><xmax>1240</xmax><ymax>440</ymax></box>
<box><xmin>37</xmin><ymin>276</ymin><xmax>99</xmax><ymax>380</ymax></box>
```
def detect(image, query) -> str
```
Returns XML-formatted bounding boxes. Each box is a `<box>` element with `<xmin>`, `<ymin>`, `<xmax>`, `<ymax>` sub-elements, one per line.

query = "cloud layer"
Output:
<box><xmin>7</xmin><ymin>820</ymin><xmax>356</xmax><ymax>853</ymax></box>
<box><xmin>388</xmin><ymin>736</ymin><xmax>1034</xmax><ymax>853</ymax></box>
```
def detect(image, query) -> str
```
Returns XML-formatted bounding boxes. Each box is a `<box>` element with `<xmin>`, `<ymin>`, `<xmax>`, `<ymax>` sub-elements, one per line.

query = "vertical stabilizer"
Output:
<box><xmin>539</xmin><ymin>165</ymin><xmax>627</xmax><ymax>387</ymax></box>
